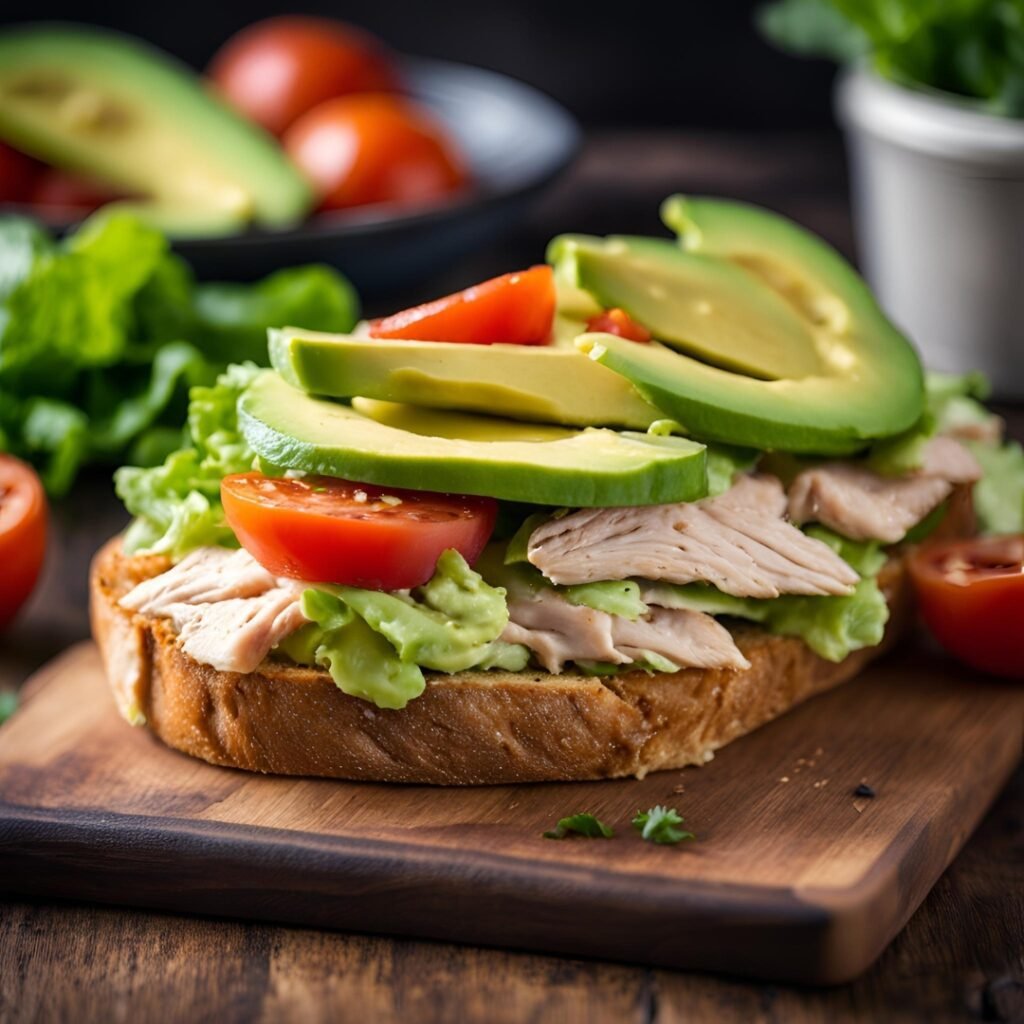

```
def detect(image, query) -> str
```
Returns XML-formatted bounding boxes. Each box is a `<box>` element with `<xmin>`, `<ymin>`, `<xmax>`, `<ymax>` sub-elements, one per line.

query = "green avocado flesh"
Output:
<box><xmin>239</xmin><ymin>372</ymin><xmax>707</xmax><ymax>506</ymax></box>
<box><xmin>0</xmin><ymin>26</ymin><xmax>312</xmax><ymax>233</ymax></box>
<box><xmin>550</xmin><ymin>235</ymin><xmax>823</xmax><ymax>380</ymax></box>
<box><xmin>551</xmin><ymin>197</ymin><xmax>924</xmax><ymax>455</ymax></box>
<box><xmin>268</xmin><ymin>324</ymin><xmax>661</xmax><ymax>429</ymax></box>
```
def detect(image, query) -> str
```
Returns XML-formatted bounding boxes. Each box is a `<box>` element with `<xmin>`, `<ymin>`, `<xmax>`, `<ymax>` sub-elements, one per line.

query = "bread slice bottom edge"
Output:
<box><xmin>89</xmin><ymin>536</ymin><xmax>913</xmax><ymax>785</ymax></box>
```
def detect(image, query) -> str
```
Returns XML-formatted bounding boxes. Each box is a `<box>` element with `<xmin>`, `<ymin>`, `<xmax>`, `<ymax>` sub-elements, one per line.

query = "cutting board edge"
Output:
<box><xmin>0</xmin><ymin>799</ymin><xmax>851</xmax><ymax>984</ymax></box>
<box><xmin>793</xmin><ymin>724</ymin><xmax>1023</xmax><ymax>983</ymax></box>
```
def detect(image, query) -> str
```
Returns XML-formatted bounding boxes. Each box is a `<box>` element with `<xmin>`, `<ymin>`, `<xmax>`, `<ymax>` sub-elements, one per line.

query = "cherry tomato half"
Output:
<box><xmin>0</xmin><ymin>455</ymin><xmax>47</xmax><ymax>629</ymax></box>
<box><xmin>369</xmin><ymin>266</ymin><xmax>556</xmax><ymax>345</ymax></box>
<box><xmin>586</xmin><ymin>307</ymin><xmax>652</xmax><ymax>343</ymax></box>
<box><xmin>208</xmin><ymin>16</ymin><xmax>401</xmax><ymax>137</ymax></box>
<box><xmin>908</xmin><ymin>534</ymin><xmax>1024</xmax><ymax>679</ymax></box>
<box><xmin>221</xmin><ymin>473</ymin><xmax>497</xmax><ymax>590</ymax></box>
<box><xmin>0</xmin><ymin>142</ymin><xmax>41</xmax><ymax>204</ymax></box>
<box><xmin>284</xmin><ymin>93</ymin><xmax>467</xmax><ymax>212</ymax></box>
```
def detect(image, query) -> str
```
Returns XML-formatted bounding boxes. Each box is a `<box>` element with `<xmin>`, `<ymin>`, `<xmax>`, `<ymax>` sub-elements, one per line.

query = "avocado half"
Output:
<box><xmin>0</xmin><ymin>24</ymin><xmax>313</xmax><ymax>234</ymax></box>
<box><xmin>553</xmin><ymin>196</ymin><xmax>925</xmax><ymax>456</ymax></box>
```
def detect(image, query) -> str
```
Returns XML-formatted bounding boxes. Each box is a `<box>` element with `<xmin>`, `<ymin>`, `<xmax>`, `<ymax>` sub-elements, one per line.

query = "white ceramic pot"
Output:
<box><xmin>836</xmin><ymin>68</ymin><xmax>1024</xmax><ymax>396</ymax></box>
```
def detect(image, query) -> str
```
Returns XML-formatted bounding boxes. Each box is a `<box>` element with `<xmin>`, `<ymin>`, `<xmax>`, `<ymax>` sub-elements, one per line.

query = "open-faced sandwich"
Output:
<box><xmin>91</xmin><ymin>196</ymin><xmax>1017</xmax><ymax>783</ymax></box>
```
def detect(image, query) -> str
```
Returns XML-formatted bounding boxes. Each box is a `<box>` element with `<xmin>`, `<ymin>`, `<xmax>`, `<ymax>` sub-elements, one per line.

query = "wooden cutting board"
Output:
<box><xmin>0</xmin><ymin>642</ymin><xmax>1021</xmax><ymax>985</ymax></box>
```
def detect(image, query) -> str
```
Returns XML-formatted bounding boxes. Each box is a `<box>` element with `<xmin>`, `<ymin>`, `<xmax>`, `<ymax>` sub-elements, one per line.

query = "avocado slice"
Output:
<box><xmin>239</xmin><ymin>372</ymin><xmax>706</xmax><ymax>506</ymax></box>
<box><xmin>553</xmin><ymin>199</ymin><xmax>924</xmax><ymax>455</ymax></box>
<box><xmin>268</xmin><ymin>324</ymin><xmax>662</xmax><ymax>429</ymax></box>
<box><xmin>550</xmin><ymin>235</ymin><xmax>823</xmax><ymax>380</ymax></box>
<box><xmin>0</xmin><ymin>25</ymin><xmax>312</xmax><ymax>233</ymax></box>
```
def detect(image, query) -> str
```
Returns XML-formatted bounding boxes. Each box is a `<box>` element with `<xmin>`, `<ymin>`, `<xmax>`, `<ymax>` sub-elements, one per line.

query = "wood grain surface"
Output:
<box><xmin>1</xmin><ymin>637</ymin><xmax>1021</xmax><ymax>988</ymax></box>
<box><xmin>1</xmin><ymin>132</ymin><xmax>1023</xmax><ymax>1022</ymax></box>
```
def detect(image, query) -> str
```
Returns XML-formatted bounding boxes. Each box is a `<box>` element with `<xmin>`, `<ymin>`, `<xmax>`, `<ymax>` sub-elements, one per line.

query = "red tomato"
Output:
<box><xmin>369</xmin><ymin>266</ymin><xmax>555</xmax><ymax>345</ymax></box>
<box><xmin>586</xmin><ymin>307</ymin><xmax>652</xmax><ymax>343</ymax></box>
<box><xmin>284</xmin><ymin>94</ymin><xmax>467</xmax><ymax>212</ymax></box>
<box><xmin>908</xmin><ymin>535</ymin><xmax>1024</xmax><ymax>679</ymax></box>
<box><xmin>0</xmin><ymin>142</ymin><xmax>42</xmax><ymax>203</ymax></box>
<box><xmin>221</xmin><ymin>474</ymin><xmax>497</xmax><ymax>590</ymax></box>
<box><xmin>0</xmin><ymin>455</ymin><xmax>47</xmax><ymax>629</ymax></box>
<box><xmin>209</xmin><ymin>16</ymin><xmax>401</xmax><ymax>137</ymax></box>
<box><xmin>30</xmin><ymin>170</ymin><xmax>119</xmax><ymax>215</ymax></box>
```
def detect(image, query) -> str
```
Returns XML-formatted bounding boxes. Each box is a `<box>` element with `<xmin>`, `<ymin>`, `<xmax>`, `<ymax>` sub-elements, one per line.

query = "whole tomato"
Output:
<box><xmin>208</xmin><ymin>16</ymin><xmax>401</xmax><ymax>137</ymax></box>
<box><xmin>284</xmin><ymin>94</ymin><xmax>467</xmax><ymax>212</ymax></box>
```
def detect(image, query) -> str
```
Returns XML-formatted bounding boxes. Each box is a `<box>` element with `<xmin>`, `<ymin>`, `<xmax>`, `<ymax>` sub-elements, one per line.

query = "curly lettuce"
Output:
<box><xmin>0</xmin><ymin>212</ymin><xmax>358</xmax><ymax>495</ymax></box>
<box><xmin>115</xmin><ymin>363</ymin><xmax>261</xmax><ymax>559</ymax></box>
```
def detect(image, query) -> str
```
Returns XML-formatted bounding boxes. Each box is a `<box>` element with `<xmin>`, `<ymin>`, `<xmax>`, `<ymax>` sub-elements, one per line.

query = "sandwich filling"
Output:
<box><xmin>110</xmin><ymin>197</ymin><xmax>1024</xmax><ymax>716</ymax></box>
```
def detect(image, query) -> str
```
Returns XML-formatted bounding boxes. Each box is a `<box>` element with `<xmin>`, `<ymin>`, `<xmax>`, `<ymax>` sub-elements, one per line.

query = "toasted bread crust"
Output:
<box><xmin>90</xmin><ymin>536</ymin><xmax>917</xmax><ymax>784</ymax></box>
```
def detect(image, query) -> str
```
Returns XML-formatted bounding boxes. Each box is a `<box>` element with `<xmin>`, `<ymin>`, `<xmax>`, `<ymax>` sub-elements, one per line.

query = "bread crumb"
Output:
<box><xmin>672</xmin><ymin>784</ymin><xmax>686</xmax><ymax>794</ymax></box>
<box><xmin>779</xmin><ymin>776</ymin><xmax>790</xmax><ymax>783</ymax></box>
<box><xmin>813</xmin><ymin>778</ymin><xmax>830</xmax><ymax>789</ymax></box>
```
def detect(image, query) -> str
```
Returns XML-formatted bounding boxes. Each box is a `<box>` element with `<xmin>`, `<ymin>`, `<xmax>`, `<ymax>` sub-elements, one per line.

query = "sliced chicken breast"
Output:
<box><xmin>527</xmin><ymin>475</ymin><xmax>859</xmax><ymax>599</ymax></box>
<box><xmin>502</xmin><ymin>589</ymin><xmax>749</xmax><ymax>674</ymax></box>
<box><xmin>788</xmin><ymin>436</ymin><xmax>981</xmax><ymax>544</ymax></box>
<box><xmin>120</xmin><ymin>546</ymin><xmax>308</xmax><ymax>674</ymax></box>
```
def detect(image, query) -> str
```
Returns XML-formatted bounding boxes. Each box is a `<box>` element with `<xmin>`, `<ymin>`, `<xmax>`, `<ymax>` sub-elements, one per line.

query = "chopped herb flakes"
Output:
<box><xmin>632</xmin><ymin>805</ymin><xmax>694</xmax><ymax>845</ymax></box>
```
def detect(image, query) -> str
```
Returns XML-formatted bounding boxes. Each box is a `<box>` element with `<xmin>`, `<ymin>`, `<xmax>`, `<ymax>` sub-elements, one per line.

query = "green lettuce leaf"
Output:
<box><xmin>115</xmin><ymin>363</ymin><xmax>261</xmax><ymax>559</ymax></box>
<box><xmin>193</xmin><ymin>264</ymin><xmax>359</xmax><ymax>365</ymax></box>
<box><xmin>286</xmin><ymin>550</ymin><xmax>528</xmax><ymax>710</ymax></box>
<box><xmin>966</xmin><ymin>439</ymin><xmax>1024</xmax><ymax>535</ymax></box>
<box><xmin>0</xmin><ymin>213</ymin><xmax>358</xmax><ymax>495</ymax></box>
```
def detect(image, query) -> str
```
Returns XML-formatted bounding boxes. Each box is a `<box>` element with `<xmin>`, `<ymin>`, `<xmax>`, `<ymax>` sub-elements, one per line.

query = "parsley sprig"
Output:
<box><xmin>543</xmin><ymin>812</ymin><xmax>614</xmax><ymax>840</ymax></box>
<box><xmin>632</xmin><ymin>806</ymin><xmax>694</xmax><ymax>845</ymax></box>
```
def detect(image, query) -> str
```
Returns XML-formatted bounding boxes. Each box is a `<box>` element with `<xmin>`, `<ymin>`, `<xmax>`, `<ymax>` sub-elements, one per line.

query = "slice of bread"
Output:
<box><xmin>90</xmin><ymin>536</ymin><xmax>916</xmax><ymax>785</ymax></box>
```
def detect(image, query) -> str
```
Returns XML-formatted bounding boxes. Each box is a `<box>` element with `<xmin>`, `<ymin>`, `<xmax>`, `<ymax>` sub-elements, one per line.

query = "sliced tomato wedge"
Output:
<box><xmin>586</xmin><ymin>307</ymin><xmax>652</xmax><ymax>343</ymax></box>
<box><xmin>368</xmin><ymin>266</ymin><xmax>555</xmax><ymax>345</ymax></box>
<box><xmin>0</xmin><ymin>455</ymin><xmax>47</xmax><ymax>629</ymax></box>
<box><xmin>221</xmin><ymin>473</ymin><xmax>497</xmax><ymax>590</ymax></box>
<box><xmin>908</xmin><ymin>534</ymin><xmax>1024</xmax><ymax>679</ymax></box>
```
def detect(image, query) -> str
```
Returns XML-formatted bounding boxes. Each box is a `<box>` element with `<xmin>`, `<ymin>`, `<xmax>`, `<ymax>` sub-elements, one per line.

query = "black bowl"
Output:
<box><xmin>174</xmin><ymin>58</ymin><xmax>580</xmax><ymax>291</ymax></box>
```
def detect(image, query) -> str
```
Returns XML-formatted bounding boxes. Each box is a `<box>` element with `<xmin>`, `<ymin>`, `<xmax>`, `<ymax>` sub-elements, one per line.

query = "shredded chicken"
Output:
<box><xmin>788</xmin><ymin>436</ymin><xmax>982</xmax><ymax>543</ymax></box>
<box><xmin>120</xmin><ymin>546</ymin><xmax>307</xmax><ymax>674</ymax></box>
<box><xmin>527</xmin><ymin>475</ymin><xmax>859</xmax><ymax>599</ymax></box>
<box><xmin>502</xmin><ymin>589</ymin><xmax>749</xmax><ymax>674</ymax></box>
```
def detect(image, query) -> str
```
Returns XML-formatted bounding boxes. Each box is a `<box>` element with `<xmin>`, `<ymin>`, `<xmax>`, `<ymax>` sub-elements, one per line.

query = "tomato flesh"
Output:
<box><xmin>284</xmin><ymin>94</ymin><xmax>467</xmax><ymax>212</ymax></box>
<box><xmin>221</xmin><ymin>474</ymin><xmax>497</xmax><ymax>590</ymax></box>
<box><xmin>586</xmin><ymin>307</ymin><xmax>652</xmax><ymax>343</ymax></box>
<box><xmin>0</xmin><ymin>142</ymin><xmax>41</xmax><ymax>204</ymax></box>
<box><xmin>209</xmin><ymin>16</ymin><xmax>401</xmax><ymax>137</ymax></box>
<box><xmin>0</xmin><ymin>455</ymin><xmax>47</xmax><ymax>629</ymax></box>
<box><xmin>369</xmin><ymin>266</ymin><xmax>555</xmax><ymax>345</ymax></box>
<box><xmin>908</xmin><ymin>535</ymin><xmax>1024</xmax><ymax>679</ymax></box>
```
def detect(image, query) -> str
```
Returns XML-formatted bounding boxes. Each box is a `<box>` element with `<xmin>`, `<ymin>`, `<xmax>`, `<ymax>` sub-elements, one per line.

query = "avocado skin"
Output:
<box><xmin>552</xmin><ymin>198</ymin><xmax>924</xmax><ymax>455</ymax></box>
<box><xmin>0</xmin><ymin>24</ymin><xmax>312</xmax><ymax>232</ymax></box>
<box><xmin>239</xmin><ymin>372</ymin><xmax>707</xmax><ymax>507</ymax></box>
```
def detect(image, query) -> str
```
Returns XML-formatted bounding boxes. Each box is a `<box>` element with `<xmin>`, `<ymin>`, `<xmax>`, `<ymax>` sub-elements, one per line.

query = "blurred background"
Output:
<box><xmin>0</xmin><ymin>0</ymin><xmax>838</xmax><ymax>132</ymax></box>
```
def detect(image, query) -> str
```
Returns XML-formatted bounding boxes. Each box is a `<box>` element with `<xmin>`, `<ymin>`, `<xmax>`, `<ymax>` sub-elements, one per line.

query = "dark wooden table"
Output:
<box><xmin>1</xmin><ymin>133</ymin><xmax>1022</xmax><ymax>1024</ymax></box>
